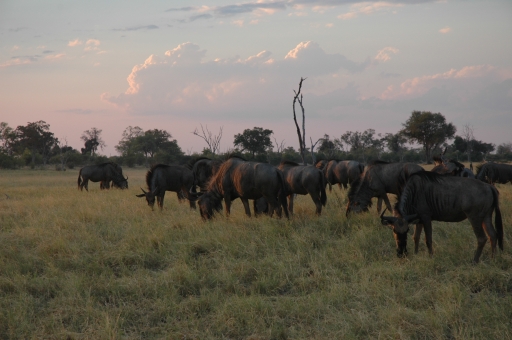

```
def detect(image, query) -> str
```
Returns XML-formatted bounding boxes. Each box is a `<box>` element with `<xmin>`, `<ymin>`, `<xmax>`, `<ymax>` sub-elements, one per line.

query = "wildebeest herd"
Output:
<box><xmin>77</xmin><ymin>158</ymin><xmax>511</xmax><ymax>263</ymax></box>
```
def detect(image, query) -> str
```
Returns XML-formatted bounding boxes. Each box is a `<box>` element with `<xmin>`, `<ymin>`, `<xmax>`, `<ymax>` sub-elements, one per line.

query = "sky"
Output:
<box><xmin>1</xmin><ymin>0</ymin><xmax>512</xmax><ymax>156</ymax></box>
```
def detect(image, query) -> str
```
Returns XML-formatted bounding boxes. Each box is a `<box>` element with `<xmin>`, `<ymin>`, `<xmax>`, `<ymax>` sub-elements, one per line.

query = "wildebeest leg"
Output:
<box><xmin>309</xmin><ymin>192</ymin><xmax>322</xmax><ymax>216</ymax></box>
<box><xmin>470</xmin><ymin>216</ymin><xmax>493</xmax><ymax>263</ymax></box>
<box><xmin>382</xmin><ymin>195</ymin><xmax>392</xmax><ymax>212</ymax></box>
<box><xmin>288</xmin><ymin>195</ymin><xmax>294</xmax><ymax>215</ymax></box>
<box><xmin>241</xmin><ymin>198</ymin><xmax>252</xmax><ymax>217</ymax></box>
<box><xmin>423</xmin><ymin>219</ymin><xmax>434</xmax><ymax>256</ymax></box>
<box><xmin>224</xmin><ymin>195</ymin><xmax>232</xmax><ymax>217</ymax></box>
<box><xmin>157</xmin><ymin>194</ymin><xmax>165</xmax><ymax>210</ymax></box>
<box><xmin>413</xmin><ymin>223</ymin><xmax>424</xmax><ymax>254</ymax></box>
<box><xmin>83</xmin><ymin>179</ymin><xmax>89</xmax><ymax>192</ymax></box>
<box><xmin>376</xmin><ymin>197</ymin><xmax>383</xmax><ymax>214</ymax></box>
<box><xmin>342</xmin><ymin>183</ymin><xmax>348</xmax><ymax>190</ymax></box>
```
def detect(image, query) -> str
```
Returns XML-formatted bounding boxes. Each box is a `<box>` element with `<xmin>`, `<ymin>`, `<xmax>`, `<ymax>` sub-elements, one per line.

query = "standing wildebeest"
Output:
<box><xmin>316</xmin><ymin>159</ymin><xmax>363</xmax><ymax>191</ymax></box>
<box><xmin>136</xmin><ymin>164</ymin><xmax>197</xmax><ymax>210</ymax></box>
<box><xmin>380</xmin><ymin>172</ymin><xmax>503</xmax><ymax>263</ymax></box>
<box><xmin>346</xmin><ymin>161</ymin><xmax>424</xmax><ymax>215</ymax></box>
<box><xmin>77</xmin><ymin>162</ymin><xmax>128</xmax><ymax>191</ymax></box>
<box><xmin>476</xmin><ymin>162</ymin><xmax>512</xmax><ymax>185</ymax></box>
<box><xmin>195</xmin><ymin>156</ymin><xmax>289</xmax><ymax>220</ymax></box>
<box><xmin>278</xmin><ymin>161</ymin><xmax>327</xmax><ymax>215</ymax></box>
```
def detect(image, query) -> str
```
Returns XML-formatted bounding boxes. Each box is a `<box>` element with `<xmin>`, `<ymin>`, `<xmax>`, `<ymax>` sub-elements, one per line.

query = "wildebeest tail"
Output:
<box><xmin>77</xmin><ymin>169</ymin><xmax>82</xmax><ymax>189</ymax></box>
<box><xmin>320</xmin><ymin>171</ymin><xmax>327</xmax><ymax>206</ymax></box>
<box><xmin>277</xmin><ymin>171</ymin><xmax>289</xmax><ymax>219</ymax></box>
<box><xmin>492</xmin><ymin>187</ymin><xmax>503</xmax><ymax>250</ymax></box>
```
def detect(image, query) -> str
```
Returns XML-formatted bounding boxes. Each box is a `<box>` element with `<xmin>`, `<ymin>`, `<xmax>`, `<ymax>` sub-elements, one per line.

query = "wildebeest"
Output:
<box><xmin>278</xmin><ymin>161</ymin><xmax>327</xmax><ymax>215</ymax></box>
<box><xmin>316</xmin><ymin>159</ymin><xmax>363</xmax><ymax>191</ymax></box>
<box><xmin>136</xmin><ymin>164</ymin><xmax>197</xmax><ymax>210</ymax></box>
<box><xmin>380</xmin><ymin>171</ymin><xmax>503</xmax><ymax>263</ymax></box>
<box><xmin>346</xmin><ymin>161</ymin><xmax>424</xmax><ymax>215</ymax></box>
<box><xmin>77</xmin><ymin>162</ymin><xmax>128</xmax><ymax>191</ymax></box>
<box><xmin>476</xmin><ymin>162</ymin><xmax>512</xmax><ymax>185</ymax></box>
<box><xmin>195</xmin><ymin>156</ymin><xmax>289</xmax><ymax>220</ymax></box>
<box><xmin>431</xmin><ymin>156</ymin><xmax>474</xmax><ymax>178</ymax></box>
<box><xmin>186</xmin><ymin>157</ymin><xmax>222</xmax><ymax>192</ymax></box>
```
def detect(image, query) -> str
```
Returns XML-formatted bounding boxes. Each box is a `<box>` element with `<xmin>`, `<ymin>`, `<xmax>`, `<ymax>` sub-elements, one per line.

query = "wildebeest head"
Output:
<box><xmin>345</xmin><ymin>177</ymin><xmax>372</xmax><ymax>216</ymax></box>
<box><xmin>380</xmin><ymin>209</ymin><xmax>418</xmax><ymax>258</ymax></box>
<box><xmin>197</xmin><ymin>191</ymin><xmax>222</xmax><ymax>220</ymax></box>
<box><xmin>136</xmin><ymin>187</ymin><xmax>156</xmax><ymax>210</ymax></box>
<box><xmin>114</xmin><ymin>175</ymin><xmax>129</xmax><ymax>189</ymax></box>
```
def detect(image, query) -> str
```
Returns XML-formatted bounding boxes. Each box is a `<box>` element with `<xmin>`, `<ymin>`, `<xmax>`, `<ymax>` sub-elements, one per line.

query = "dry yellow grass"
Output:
<box><xmin>0</xmin><ymin>167</ymin><xmax>511</xmax><ymax>339</ymax></box>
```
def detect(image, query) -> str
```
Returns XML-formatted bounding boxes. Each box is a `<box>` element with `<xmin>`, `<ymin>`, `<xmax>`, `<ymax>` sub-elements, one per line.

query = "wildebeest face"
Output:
<box><xmin>136</xmin><ymin>188</ymin><xmax>156</xmax><ymax>210</ymax></box>
<box><xmin>380</xmin><ymin>210</ymin><xmax>417</xmax><ymax>258</ymax></box>
<box><xmin>346</xmin><ymin>199</ymin><xmax>370</xmax><ymax>216</ymax></box>
<box><xmin>198</xmin><ymin>192</ymin><xmax>222</xmax><ymax>220</ymax></box>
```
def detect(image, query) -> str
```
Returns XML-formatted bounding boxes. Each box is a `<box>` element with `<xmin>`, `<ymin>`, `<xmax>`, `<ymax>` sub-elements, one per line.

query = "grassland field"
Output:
<box><xmin>0</xmin><ymin>165</ymin><xmax>511</xmax><ymax>339</ymax></box>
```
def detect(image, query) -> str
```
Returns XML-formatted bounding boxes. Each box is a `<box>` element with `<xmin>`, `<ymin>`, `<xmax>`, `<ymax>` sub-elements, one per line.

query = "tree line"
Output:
<box><xmin>0</xmin><ymin>111</ymin><xmax>510</xmax><ymax>170</ymax></box>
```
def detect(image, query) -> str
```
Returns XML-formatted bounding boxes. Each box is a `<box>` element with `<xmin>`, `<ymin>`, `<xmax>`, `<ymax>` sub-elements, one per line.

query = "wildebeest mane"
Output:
<box><xmin>347</xmin><ymin>176</ymin><xmax>373</xmax><ymax>208</ymax></box>
<box><xmin>185</xmin><ymin>157</ymin><xmax>211</xmax><ymax>170</ymax></box>
<box><xmin>145</xmin><ymin>164</ymin><xmax>170</xmax><ymax>189</ymax></box>
<box><xmin>396</xmin><ymin>171</ymin><xmax>444</xmax><ymax>215</ymax></box>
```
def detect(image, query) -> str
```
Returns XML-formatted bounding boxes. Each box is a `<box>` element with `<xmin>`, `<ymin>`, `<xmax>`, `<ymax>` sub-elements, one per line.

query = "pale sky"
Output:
<box><xmin>1</xmin><ymin>0</ymin><xmax>511</xmax><ymax>156</ymax></box>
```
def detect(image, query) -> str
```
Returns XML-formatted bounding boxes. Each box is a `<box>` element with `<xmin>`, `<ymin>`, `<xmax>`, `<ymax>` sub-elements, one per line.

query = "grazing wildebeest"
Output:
<box><xmin>77</xmin><ymin>162</ymin><xmax>128</xmax><ymax>191</ymax></box>
<box><xmin>476</xmin><ymin>162</ymin><xmax>512</xmax><ymax>185</ymax></box>
<box><xmin>195</xmin><ymin>156</ymin><xmax>289</xmax><ymax>220</ymax></box>
<box><xmin>346</xmin><ymin>161</ymin><xmax>424</xmax><ymax>215</ymax></box>
<box><xmin>431</xmin><ymin>156</ymin><xmax>474</xmax><ymax>178</ymax></box>
<box><xmin>136</xmin><ymin>164</ymin><xmax>197</xmax><ymax>210</ymax></box>
<box><xmin>316</xmin><ymin>159</ymin><xmax>363</xmax><ymax>191</ymax></box>
<box><xmin>278</xmin><ymin>161</ymin><xmax>327</xmax><ymax>215</ymax></box>
<box><xmin>380</xmin><ymin>171</ymin><xmax>503</xmax><ymax>263</ymax></box>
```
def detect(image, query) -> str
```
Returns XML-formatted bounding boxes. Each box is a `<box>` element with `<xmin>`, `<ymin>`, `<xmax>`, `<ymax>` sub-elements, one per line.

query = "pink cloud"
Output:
<box><xmin>68</xmin><ymin>39</ymin><xmax>82</xmax><ymax>47</ymax></box>
<box><xmin>439</xmin><ymin>26</ymin><xmax>452</xmax><ymax>34</ymax></box>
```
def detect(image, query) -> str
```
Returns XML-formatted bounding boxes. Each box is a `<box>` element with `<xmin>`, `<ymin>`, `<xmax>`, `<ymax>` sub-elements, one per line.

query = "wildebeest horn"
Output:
<box><xmin>379</xmin><ymin>208</ymin><xmax>388</xmax><ymax>220</ymax></box>
<box><xmin>380</xmin><ymin>209</ymin><xmax>397</xmax><ymax>226</ymax></box>
<box><xmin>404</xmin><ymin>214</ymin><xmax>418</xmax><ymax>223</ymax></box>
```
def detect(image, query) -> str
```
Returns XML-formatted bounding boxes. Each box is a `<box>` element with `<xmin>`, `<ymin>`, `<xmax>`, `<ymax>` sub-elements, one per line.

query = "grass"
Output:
<box><xmin>0</xmin><ymin>167</ymin><xmax>511</xmax><ymax>339</ymax></box>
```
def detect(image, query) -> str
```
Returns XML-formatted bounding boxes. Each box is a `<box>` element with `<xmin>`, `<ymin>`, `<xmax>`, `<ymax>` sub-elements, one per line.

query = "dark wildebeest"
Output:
<box><xmin>431</xmin><ymin>156</ymin><xmax>474</xmax><ymax>178</ymax></box>
<box><xmin>136</xmin><ymin>164</ymin><xmax>197</xmax><ymax>210</ymax></box>
<box><xmin>316</xmin><ymin>159</ymin><xmax>363</xmax><ymax>191</ymax></box>
<box><xmin>278</xmin><ymin>161</ymin><xmax>327</xmax><ymax>215</ymax></box>
<box><xmin>476</xmin><ymin>162</ymin><xmax>512</xmax><ymax>185</ymax></box>
<box><xmin>380</xmin><ymin>171</ymin><xmax>503</xmax><ymax>263</ymax></box>
<box><xmin>346</xmin><ymin>161</ymin><xmax>424</xmax><ymax>215</ymax></box>
<box><xmin>185</xmin><ymin>157</ymin><xmax>222</xmax><ymax>192</ymax></box>
<box><xmin>195</xmin><ymin>156</ymin><xmax>289</xmax><ymax>220</ymax></box>
<box><xmin>77</xmin><ymin>162</ymin><xmax>128</xmax><ymax>191</ymax></box>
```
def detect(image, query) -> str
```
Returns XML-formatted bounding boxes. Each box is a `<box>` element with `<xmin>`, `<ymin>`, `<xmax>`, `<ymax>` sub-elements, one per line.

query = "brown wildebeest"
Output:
<box><xmin>77</xmin><ymin>162</ymin><xmax>128</xmax><ymax>191</ymax></box>
<box><xmin>194</xmin><ymin>156</ymin><xmax>289</xmax><ymax>220</ymax></box>
<box><xmin>346</xmin><ymin>161</ymin><xmax>424</xmax><ymax>215</ymax></box>
<box><xmin>136</xmin><ymin>164</ymin><xmax>197</xmax><ymax>210</ymax></box>
<box><xmin>278</xmin><ymin>161</ymin><xmax>327</xmax><ymax>215</ymax></box>
<box><xmin>315</xmin><ymin>159</ymin><xmax>363</xmax><ymax>191</ymax></box>
<box><xmin>380</xmin><ymin>171</ymin><xmax>503</xmax><ymax>263</ymax></box>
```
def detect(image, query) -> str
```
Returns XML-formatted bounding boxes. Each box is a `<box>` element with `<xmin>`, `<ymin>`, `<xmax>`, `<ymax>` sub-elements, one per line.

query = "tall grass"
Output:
<box><xmin>0</xmin><ymin>168</ymin><xmax>511</xmax><ymax>339</ymax></box>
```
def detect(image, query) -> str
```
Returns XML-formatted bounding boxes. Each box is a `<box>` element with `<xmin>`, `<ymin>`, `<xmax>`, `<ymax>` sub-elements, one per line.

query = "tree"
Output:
<box><xmin>453</xmin><ymin>136</ymin><xmax>495</xmax><ymax>162</ymax></box>
<box><xmin>401</xmin><ymin>111</ymin><xmax>456</xmax><ymax>163</ymax></box>
<box><xmin>116</xmin><ymin>126</ymin><xmax>144</xmax><ymax>155</ymax></box>
<box><xmin>0</xmin><ymin>122</ymin><xmax>14</xmax><ymax>155</ymax></box>
<box><xmin>192</xmin><ymin>124</ymin><xmax>223</xmax><ymax>155</ymax></box>
<box><xmin>318</xmin><ymin>134</ymin><xmax>340</xmax><ymax>158</ymax></box>
<box><xmin>340</xmin><ymin>129</ymin><xmax>382</xmax><ymax>163</ymax></box>
<box><xmin>384</xmin><ymin>132</ymin><xmax>408</xmax><ymax>162</ymax></box>
<box><xmin>292</xmin><ymin>77</ymin><xmax>308</xmax><ymax>164</ymax></box>
<box><xmin>462</xmin><ymin>123</ymin><xmax>474</xmax><ymax>164</ymax></box>
<box><xmin>81</xmin><ymin>127</ymin><xmax>105</xmax><ymax>156</ymax></box>
<box><xmin>233</xmin><ymin>127</ymin><xmax>273</xmax><ymax>158</ymax></box>
<box><xmin>13</xmin><ymin>120</ymin><xmax>58</xmax><ymax>166</ymax></box>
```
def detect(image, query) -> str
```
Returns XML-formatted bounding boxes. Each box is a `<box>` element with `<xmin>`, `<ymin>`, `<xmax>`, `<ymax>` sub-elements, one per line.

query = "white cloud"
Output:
<box><xmin>338</xmin><ymin>1</ymin><xmax>403</xmax><ymax>20</ymax></box>
<box><xmin>374</xmin><ymin>47</ymin><xmax>399</xmax><ymax>62</ymax></box>
<box><xmin>68</xmin><ymin>39</ymin><xmax>83</xmax><ymax>47</ymax></box>
<box><xmin>380</xmin><ymin>65</ymin><xmax>496</xmax><ymax>99</ymax></box>
<box><xmin>101</xmin><ymin>41</ymin><xmax>370</xmax><ymax>117</ymax></box>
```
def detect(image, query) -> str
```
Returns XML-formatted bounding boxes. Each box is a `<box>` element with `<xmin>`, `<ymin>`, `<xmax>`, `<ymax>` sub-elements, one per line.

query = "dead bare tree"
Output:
<box><xmin>293</xmin><ymin>77</ymin><xmax>307</xmax><ymax>164</ymax></box>
<box><xmin>462</xmin><ymin>123</ymin><xmax>474</xmax><ymax>165</ymax></box>
<box><xmin>273</xmin><ymin>137</ymin><xmax>286</xmax><ymax>154</ymax></box>
<box><xmin>192</xmin><ymin>124</ymin><xmax>223</xmax><ymax>155</ymax></box>
<box><xmin>310</xmin><ymin>137</ymin><xmax>321</xmax><ymax>165</ymax></box>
